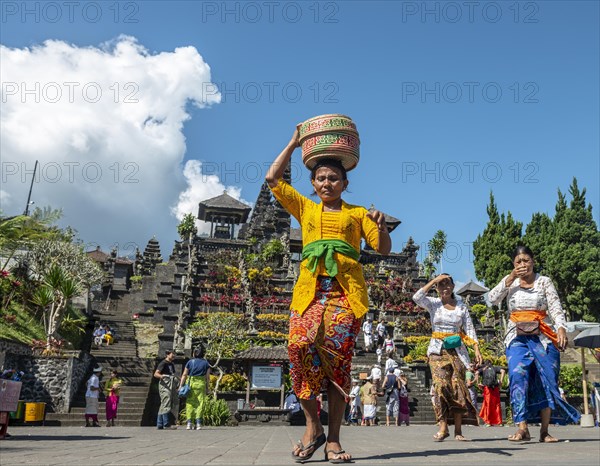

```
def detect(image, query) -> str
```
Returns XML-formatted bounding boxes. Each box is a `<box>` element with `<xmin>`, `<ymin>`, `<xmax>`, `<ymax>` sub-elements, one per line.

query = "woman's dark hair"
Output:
<box><xmin>511</xmin><ymin>245</ymin><xmax>535</xmax><ymax>261</ymax></box>
<box><xmin>310</xmin><ymin>158</ymin><xmax>348</xmax><ymax>181</ymax></box>
<box><xmin>438</xmin><ymin>273</ymin><xmax>456</xmax><ymax>300</ymax></box>
<box><xmin>194</xmin><ymin>344</ymin><xmax>205</xmax><ymax>359</ymax></box>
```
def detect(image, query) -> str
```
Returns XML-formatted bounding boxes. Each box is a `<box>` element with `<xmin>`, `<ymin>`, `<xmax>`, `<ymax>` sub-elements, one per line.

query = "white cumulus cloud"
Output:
<box><xmin>171</xmin><ymin>160</ymin><xmax>251</xmax><ymax>236</ymax></box>
<box><xmin>0</xmin><ymin>35</ymin><xmax>232</xmax><ymax>256</ymax></box>
<box><xmin>0</xmin><ymin>190</ymin><xmax>12</xmax><ymax>210</ymax></box>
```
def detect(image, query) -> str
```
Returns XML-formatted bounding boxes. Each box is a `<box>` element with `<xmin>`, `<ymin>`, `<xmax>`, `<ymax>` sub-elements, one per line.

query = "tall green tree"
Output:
<box><xmin>522</xmin><ymin>212</ymin><xmax>553</xmax><ymax>274</ymax></box>
<box><xmin>473</xmin><ymin>192</ymin><xmax>523</xmax><ymax>288</ymax></box>
<box><xmin>542</xmin><ymin>179</ymin><xmax>600</xmax><ymax>321</ymax></box>
<box><xmin>478</xmin><ymin>179</ymin><xmax>600</xmax><ymax>322</ymax></box>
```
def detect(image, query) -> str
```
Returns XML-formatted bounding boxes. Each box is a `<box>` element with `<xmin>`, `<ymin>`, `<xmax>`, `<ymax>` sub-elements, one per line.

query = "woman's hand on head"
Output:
<box><xmin>432</xmin><ymin>274</ymin><xmax>448</xmax><ymax>284</ymax></box>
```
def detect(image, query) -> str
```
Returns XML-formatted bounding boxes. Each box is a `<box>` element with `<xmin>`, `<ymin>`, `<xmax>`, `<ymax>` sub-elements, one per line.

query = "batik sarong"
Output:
<box><xmin>506</xmin><ymin>335</ymin><xmax>580</xmax><ymax>424</ymax></box>
<box><xmin>288</xmin><ymin>277</ymin><xmax>361</xmax><ymax>399</ymax></box>
<box><xmin>429</xmin><ymin>349</ymin><xmax>478</xmax><ymax>425</ymax></box>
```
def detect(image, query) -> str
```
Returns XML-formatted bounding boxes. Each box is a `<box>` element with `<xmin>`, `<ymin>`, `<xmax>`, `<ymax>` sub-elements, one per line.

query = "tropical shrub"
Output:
<box><xmin>178</xmin><ymin>397</ymin><xmax>230</xmax><ymax>426</ymax></box>
<box><xmin>559</xmin><ymin>365</ymin><xmax>584</xmax><ymax>396</ymax></box>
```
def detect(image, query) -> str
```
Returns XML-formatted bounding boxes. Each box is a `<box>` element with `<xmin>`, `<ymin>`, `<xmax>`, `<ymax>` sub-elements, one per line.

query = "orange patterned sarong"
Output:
<box><xmin>288</xmin><ymin>277</ymin><xmax>360</xmax><ymax>400</ymax></box>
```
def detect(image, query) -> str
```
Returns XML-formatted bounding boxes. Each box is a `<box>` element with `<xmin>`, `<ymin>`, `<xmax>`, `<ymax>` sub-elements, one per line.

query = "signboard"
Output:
<box><xmin>251</xmin><ymin>365</ymin><xmax>282</xmax><ymax>389</ymax></box>
<box><xmin>0</xmin><ymin>380</ymin><xmax>22</xmax><ymax>412</ymax></box>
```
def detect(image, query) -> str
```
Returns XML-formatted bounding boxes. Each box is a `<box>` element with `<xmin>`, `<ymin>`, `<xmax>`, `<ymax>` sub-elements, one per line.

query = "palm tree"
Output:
<box><xmin>0</xmin><ymin>207</ymin><xmax>62</xmax><ymax>270</ymax></box>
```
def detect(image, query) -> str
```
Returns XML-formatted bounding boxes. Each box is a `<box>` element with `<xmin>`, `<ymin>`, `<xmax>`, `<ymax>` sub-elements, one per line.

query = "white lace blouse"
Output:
<box><xmin>412</xmin><ymin>288</ymin><xmax>478</xmax><ymax>368</ymax></box>
<box><xmin>487</xmin><ymin>273</ymin><xmax>567</xmax><ymax>349</ymax></box>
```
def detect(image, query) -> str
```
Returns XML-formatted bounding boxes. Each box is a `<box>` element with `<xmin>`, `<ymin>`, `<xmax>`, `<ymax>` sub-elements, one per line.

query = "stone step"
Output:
<box><xmin>68</xmin><ymin>406</ymin><xmax>147</xmax><ymax>414</ymax></box>
<box><xmin>44</xmin><ymin>415</ymin><xmax>144</xmax><ymax>426</ymax></box>
<box><xmin>92</xmin><ymin>350</ymin><xmax>139</xmax><ymax>356</ymax></box>
<box><xmin>92</xmin><ymin>342</ymin><xmax>138</xmax><ymax>347</ymax></box>
<box><xmin>70</xmin><ymin>400</ymin><xmax>147</xmax><ymax>410</ymax></box>
<box><xmin>92</xmin><ymin>346</ymin><xmax>138</xmax><ymax>352</ymax></box>
<box><xmin>69</xmin><ymin>406</ymin><xmax>146</xmax><ymax>415</ymax></box>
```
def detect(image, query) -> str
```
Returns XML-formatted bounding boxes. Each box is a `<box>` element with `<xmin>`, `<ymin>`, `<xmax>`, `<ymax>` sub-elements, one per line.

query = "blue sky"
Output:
<box><xmin>1</xmin><ymin>0</ymin><xmax>598</xmax><ymax>287</ymax></box>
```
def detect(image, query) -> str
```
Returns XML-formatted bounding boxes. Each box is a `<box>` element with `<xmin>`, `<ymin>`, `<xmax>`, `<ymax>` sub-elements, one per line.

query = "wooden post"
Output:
<box><xmin>246</xmin><ymin>364</ymin><xmax>251</xmax><ymax>407</ymax></box>
<box><xmin>581</xmin><ymin>347</ymin><xmax>589</xmax><ymax>415</ymax></box>
<box><xmin>280</xmin><ymin>384</ymin><xmax>284</xmax><ymax>409</ymax></box>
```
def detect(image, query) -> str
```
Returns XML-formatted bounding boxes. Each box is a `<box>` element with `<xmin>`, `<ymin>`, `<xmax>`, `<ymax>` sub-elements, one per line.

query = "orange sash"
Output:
<box><xmin>510</xmin><ymin>310</ymin><xmax>558</xmax><ymax>347</ymax></box>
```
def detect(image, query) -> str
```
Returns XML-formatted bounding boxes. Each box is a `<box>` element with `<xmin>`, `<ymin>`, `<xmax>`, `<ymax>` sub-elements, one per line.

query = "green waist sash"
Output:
<box><xmin>301</xmin><ymin>239</ymin><xmax>360</xmax><ymax>278</ymax></box>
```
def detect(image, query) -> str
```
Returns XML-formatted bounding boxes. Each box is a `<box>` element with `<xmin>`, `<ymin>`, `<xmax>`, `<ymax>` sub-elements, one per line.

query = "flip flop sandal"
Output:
<box><xmin>508</xmin><ymin>429</ymin><xmax>531</xmax><ymax>442</ymax></box>
<box><xmin>433</xmin><ymin>431</ymin><xmax>450</xmax><ymax>442</ymax></box>
<box><xmin>292</xmin><ymin>432</ymin><xmax>326</xmax><ymax>463</ymax></box>
<box><xmin>455</xmin><ymin>435</ymin><xmax>470</xmax><ymax>442</ymax></box>
<box><xmin>539</xmin><ymin>433</ymin><xmax>559</xmax><ymax>443</ymax></box>
<box><xmin>324</xmin><ymin>448</ymin><xmax>353</xmax><ymax>464</ymax></box>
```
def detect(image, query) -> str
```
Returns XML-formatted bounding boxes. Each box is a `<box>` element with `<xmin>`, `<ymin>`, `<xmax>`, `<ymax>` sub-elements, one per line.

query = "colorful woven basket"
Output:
<box><xmin>299</xmin><ymin>114</ymin><xmax>360</xmax><ymax>171</ymax></box>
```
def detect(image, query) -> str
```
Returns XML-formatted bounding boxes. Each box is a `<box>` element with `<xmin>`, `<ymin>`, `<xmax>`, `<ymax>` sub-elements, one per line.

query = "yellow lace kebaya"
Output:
<box><xmin>270</xmin><ymin>179</ymin><xmax>380</xmax><ymax>318</ymax></box>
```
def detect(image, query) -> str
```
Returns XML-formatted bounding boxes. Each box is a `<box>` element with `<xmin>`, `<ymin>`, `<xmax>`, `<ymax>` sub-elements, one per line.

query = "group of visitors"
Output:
<box><xmin>264</xmin><ymin>125</ymin><xmax>581</xmax><ymax>463</ymax></box>
<box><xmin>153</xmin><ymin>346</ymin><xmax>211</xmax><ymax>430</ymax></box>
<box><xmin>362</xmin><ymin>318</ymin><xmax>395</xmax><ymax>355</ymax></box>
<box><xmin>93</xmin><ymin>324</ymin><xmax>116</xmax><ymax>347</ymax></box>
<box><xmin>84</xmin><ymin>366</ymin><xmax>122</xmax><ymax>427</ymax></box>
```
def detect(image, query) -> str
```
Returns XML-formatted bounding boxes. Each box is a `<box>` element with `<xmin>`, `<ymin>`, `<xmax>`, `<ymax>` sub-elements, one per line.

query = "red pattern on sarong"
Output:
<box><xmin>288</xmin><ymin>278</ymin><xmax>360</xmax><ymax>400</ymax></box>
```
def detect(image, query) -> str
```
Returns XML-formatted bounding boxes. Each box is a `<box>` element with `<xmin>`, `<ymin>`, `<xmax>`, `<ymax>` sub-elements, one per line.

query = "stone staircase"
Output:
<box><xmin>351</xmin><ymin>329</ymin><xmax>436</xmax><ymax>424</ymax></box>
<box><xmin>45</xmin><ymin>293</ymin><xmax>156</xmax><ymax>426</ymax></box>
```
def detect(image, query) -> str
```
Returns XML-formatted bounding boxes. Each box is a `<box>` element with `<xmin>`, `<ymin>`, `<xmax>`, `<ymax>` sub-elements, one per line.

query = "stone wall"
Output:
<box><xmin>2</xmin><ymin>351</ymin><xmax>92</xmax><ymax>413</ymax></box>
<box><xmin>0</xmin><ymin>339</ymin><xmax>32</xmax><ymax>371</ymax></box>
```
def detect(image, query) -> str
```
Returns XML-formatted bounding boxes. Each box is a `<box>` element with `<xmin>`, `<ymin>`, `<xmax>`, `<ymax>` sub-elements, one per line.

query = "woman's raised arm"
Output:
<box><xmin>265</xmin><ymin>124</ymin><xmax>301</xmax><ymax>188</ymax></box>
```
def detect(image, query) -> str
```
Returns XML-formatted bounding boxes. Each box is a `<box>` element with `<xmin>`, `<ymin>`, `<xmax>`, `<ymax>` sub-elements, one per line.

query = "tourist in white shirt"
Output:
<box><xmin>384</xmin><ymin>353</ymin><xmax>398</xmax><ymax>374</ymax></box>
<box><xmin>362</xmin><ymin>318</ymin><xmax>374</xmax><ymax>352</ymax></box>
<box><xmin>375</xmin><ymin>320</ymin><xmax>386</xmax><ymax>348</ymax></box>
<box><xmin>370</xmin><ymin>364</ymin><xmax>382</xmax><ymax>392</ymax></box>
<box><xmin>85</xmin><ymin>366</ymin><xmax>103</xmax><ymax>427</ymax></box>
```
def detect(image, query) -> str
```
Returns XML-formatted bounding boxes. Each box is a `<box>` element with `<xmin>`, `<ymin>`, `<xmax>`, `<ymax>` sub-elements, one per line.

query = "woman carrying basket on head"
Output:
<box><xmin>266</xmin><ymin>122</ymin><xmax>391</xmax><ymax>463</ymax></box>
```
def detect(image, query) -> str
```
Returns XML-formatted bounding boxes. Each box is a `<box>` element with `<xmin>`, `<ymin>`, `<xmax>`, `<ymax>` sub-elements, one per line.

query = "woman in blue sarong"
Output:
<box><xmin>489</xmin><ymin>245</ymin><xmax>580</xmax><ymax>442</ymax></box>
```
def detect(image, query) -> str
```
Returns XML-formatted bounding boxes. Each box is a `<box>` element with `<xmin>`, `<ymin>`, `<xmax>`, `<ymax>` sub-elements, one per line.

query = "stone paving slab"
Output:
<box><xmin>1</xmin><ymin>425</ymin><xmax>598</xmax><ymax>465</ymax></box>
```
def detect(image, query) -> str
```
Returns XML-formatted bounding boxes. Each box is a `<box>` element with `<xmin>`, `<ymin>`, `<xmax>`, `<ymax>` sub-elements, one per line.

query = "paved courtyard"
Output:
<box><xmin>1</xmin><ymin>424</ymin><xmax>599</xmax><ymax>465</ymax></box>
